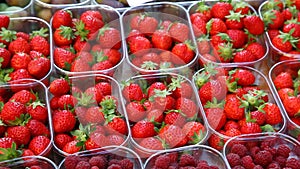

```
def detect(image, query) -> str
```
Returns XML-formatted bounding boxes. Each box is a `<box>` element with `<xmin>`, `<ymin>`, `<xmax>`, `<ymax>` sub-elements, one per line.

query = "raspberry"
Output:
<box><xmin>154</xmin><ymin>154</ymin><xmax>171</xmax><ymax>169</ymax></box>
<box><xmin>232</xmin><ymin>165</ymin><xmax>245</xmax><ymax>169</ymax></box>
<box><xmin>179</xmin><ymin>154</ymin><xmax>197</xmax><ymax>167</ymax></box>
<box><xmin>119</xmin><ymin>159</ymin><xmax>133</xmax><ymax>169</ymax></box>
<box><xmin>108</xmin><ymin>159</ymin><xmax>120</xmax><ymax>166</ymax></box>
<box><xmin>285</xmin><ymin>158</ymin><xmax>300</xmax><ymax>169</ymax></box>
<box><xmin>210</xmin><ymin>166</ymin><xmax>219</xmax><ymax>169</ymax></box>
<box><xmin>226</xmin><ymin>153</ymin><xmax>241</xmax><ymax>167</ymax></box>
<box><xmin>245</xmin><ymin>141</ymin><xmax>258</xmax><ymax>149</ymax></box>
<box><xmin>64</xmin><ymin>156</ymin><xmax>80</xmax><ymax>169</ymax></box>
<box><xmin>263</xmin><ymin>147</ymin><xmax>276</xmax><ymax>156</ymax></box>
<box><xmin>30</xmin><ymin>166</ymin><xmax>42</xmax><ymax>169</ymax></box>
<box><xmin>197</xmin><ymin>160</ymin><xmax>208</xmax><ymax>166</ymax></box>
<box><xmin>241</xmin><ymin>155</ymin><xmax>255</xmax><ymax>169</ymax></box>
<box><xmin>75</xmin><ymin>161</ymin><xmax>91</xmax><ymax>169</ymax></box>
<box><xmin>196</xmin><ymin>161</ymin><xmax>210</xmax><ymax>169</ymax></box>
<box><xmin>276</xmin><ymin>144</ymin><xmax>291</xmax><ymax>158</ymax></box>
<box><xmin>254</xmin><ymin>150</ymin><xmax>273</xmax><ymax>167</ymax></box>
<box><xmin>230</xmin><ymin>143</ymin><xmax>248</xmax><ymax>157</ymax></box>
<box><xmin>107</xmin><ymin>164</ymin><xmax>122</xmax><ymax>169</ymax></box>
<box><xmin>89</xmin><ymin>155</ymin><xmax>107</xmax><ymax>169</ymax></box>
<box><xmin>267</xmin><ymin>162</ymin><xmax>280</xmax><ymax>169</ymax></box>
<box><xmin>274</xmin><ymin>156</ymin><xmax>287</xmax><ymax>168</ymax></box>
<box><xmin>166</xmin><ymin>152</ymin><xmax>178</xmax><ymax>163</ymax></box>
<box><xmin>293</xmin><ymin>145</ymin><xmax>300</xmax><ymax>156</ymax></box>
<box><xmin>253</xmin><ymin>165</ymin><xmax>263</xmax><ymax>169</ymax></box>
<box><xmin>91</xmin><ymin>167</ymin><xmax>100</xmax><ymax>169</ymax></box>
<box><xmin>250</xmin><ymin>146</ymin><xmax>260</xmax><ymax>157</ymax></box>
<box><xmin>260</xmin><ymin>138</ymin><xmax>276</xmax><ymax>149</ymax></box>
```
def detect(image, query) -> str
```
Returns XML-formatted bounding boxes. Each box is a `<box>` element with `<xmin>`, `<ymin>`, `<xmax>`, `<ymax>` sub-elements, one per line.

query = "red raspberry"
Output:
<box><xmin>154</xmin><ymin>154</ymin><xmax>171</xmax><ymax>169</ymax></box>
<box><xmin>210</xmin><ymin>166</ymin><xmax>219</xmax><ymax>169</ymax></box>
<box><xmin>119</xmin><ymin>159</ymin><xmax>133</xmax><ymax>169</ymax></box>
<box><xmin>274</xmin><ymin>156</ymin><xmax>287</xmax><ymax>168</ymax></box>
<box><xmin>196</xmin><ymin>161</ymin><xmax>210</xmax><ymax>168</ymax></box>
<box><xmin>107</xmin><ymin>164</ymin><xmax>122</xmax><ymax>169</ymax></box>
<box><xmin>232</xmin><ymin>165</ymin><xmax>245</xmax><ymax>169</ymax></box>
<box><xmin>230</xmin><ymin>143</ymin><xmax>248</xmax><ymax>157</ymax></box>
<box><xmin>64</xmin><ymin>156</ymin><xmax>81</xmax><ymax>169</ymax></box>
<box><xmin>166</xmin><ymin>152</ymin><xmax>178</xmax><ymax>163</ymax></box>
<box><xmin>293</xmin><ymin>145</ymin><xmax>300</xmax><ymax>156</ymax></box>
<box><xmin>179</xmin><ymin>154</ymin><xmax>197</xmax><ymax>167</ymax></box>
<box><xmin>250</xmin><ymin>146</ymin><xmax>260</xmax><ymax>157</ymax></box>
<box><xmin>254</xmin><ymin>150</ymin><xmax>273</xmax><ymax>167</ymax></box>
<box><xmin>285</xmin><ymin>158</ymin><xmax>300</xmax><ymax>169</ymax></box>
<box><xmin>260</xmin><ymin>138</ymin><xmax>276</xmax><ymax>149</ymax></box>
<box><xmin>267</xmin><ymin>162</ymin><xmax>280</xmax><ymax>169</ymax></box>
<box><xmin>253</xmin><ymin>165</ymin><xmax>263</xmax><ymax>169</ymax></box>
<box><xmin>91</xmin><ymin>166</ymin><xmax>100</xmax><ymax>169</ymax></box>
<box><xmin>241</xmin><ymin>155</ymin><xmax>255</xmax><ymax>169</ymax></box>
<box><xmin>245</xmin><ymin>141</ymin><xmax>258</xmax><ymax>149</ymax></box>
<box><xmin>226</xmin><ymin>153</ymin><xmax>241</xmax><ymax>167</ymax></box>
<box><xmin>75</xmin><ymin>161</ymin><xmax>91</xmax><ymax>169</ymax></box>
<box><xmin>276</xmin><ymin>144</ymin><xmax>291</xmax><ymax>158</ymax></box>
<box><xmin>89</xmin><ymin>155</ymin><xmax>107</xmax><ymax>169</ymax></box>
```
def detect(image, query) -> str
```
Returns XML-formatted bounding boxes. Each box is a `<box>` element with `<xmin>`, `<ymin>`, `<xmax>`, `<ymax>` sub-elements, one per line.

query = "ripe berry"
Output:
<box><xmin>226</xmin><ymin>153</ymin><xmax>241</xmax><ymax>167</ymax></box>
<box><xmin>75</xmin><ymin>161</ymin><xmax>90</xmax><ymax>169</ymax></box>
<box><xmin>276</xmin><ymin>144</ymin><xmax>291</xmax><ymax>158</ymax></box>
<box><xmin>230</xmin><ymin>143</ymin><xmax>248</xmax><ymax>157</ymax></box>
<box><xmin>154</xmin><ymin>155</ymin><xmax>171</xmax><ymax>169</ymax></box>
<box><xmin>254</xmin><ymin>150</ymin><xmax>273</xmax><ymax>167</ymax></box>
<box><xmin>285</xmin><ymin>158</ymin><xmax>300</xmax><ymax>169</ymax></box>
<box><xmin>179</xmin><ymin>154</ymin><xmax>197</xmax><ymax>167</ymax></box>
<box><xmin>241</xmin><ymin>155</ymin><xmax>255</xmax><ymax>169</ymax></box>
<box><xmin>89</xmin><ymin>156</ymin><xmax>107</xmax><ymax>169</ymax></box>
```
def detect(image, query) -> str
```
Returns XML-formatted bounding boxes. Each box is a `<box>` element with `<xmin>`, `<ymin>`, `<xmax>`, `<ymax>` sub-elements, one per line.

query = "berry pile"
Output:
<box><xmin>225</xmin><ymin>134</ymin><xmax>300</xmax><ymax>169</ymax></box>
<box><xmin>260</xmin><ymin>0</ymin><xmax>300</xmax><ymax>61</ymax></box>
<box><xmin>189</xmin><ymin>1</ymin><xmax>266</xmax><ymax>64</ymax></box>
<box><xmin>0</xmin><ymin>87</ymin><xmax>51</xmax><ymax>161</ymax></box>
<box><xmin>122</xmin><ymin>74</ymin><xmax>206</xmax><ymax>155</ymax></box>
<box><xmin>193</xmin><ymin>64</ymin><xmax>284</xmax><ymax>150</ymax></box>
<box><xmin>52</xmin><ymin>9</ymin><xmax>122</xmax><ymax>75</ymax></box>
<box><xmin>147</xmin><ymin>151</ymin><xmax>220</xmax><ymax>168</ymax></box>
<box><xmin>63</xmin><ymin>153</ymin><xmax>134</xmax><ymax>169</ymax></box>
<box><xmin>124</xmin><ymin>12</ymin><xmax>196</xmax><ymax>71</ymax></box>
<box><xmin>49</xmin><ymin>76</ymin><xmax>128</xmax><ymax>155</ymax></box>
<box><xmin>0</xmin><ymin>15</ymin><xmax>51</xmax><ymax>84</ymax></box>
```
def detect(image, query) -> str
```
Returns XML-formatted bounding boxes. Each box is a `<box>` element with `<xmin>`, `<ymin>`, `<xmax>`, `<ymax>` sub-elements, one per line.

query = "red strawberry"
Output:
<box><xmin>138</xmin><ymin>137</ymin><xmax>164</xmax><ymax>151</ymax></box>
<box><xmin>131</xmin><ymin>120</ymin><xmax>156</xmax><ymax>138</ymax></box>
<box><xmin>107</xmin><ymin>134</ymin><xmax>125</xmax><ymax>146</ymax></box>
<box><xmin>208</xmin><ymin>132</ymin><xmax>225</xmax><ymax>151</ymax></box>
<box><xmin>0</xmin><ymin>137</ymin><xmax>15</xmax><ymax>149</ymax></box>
<box><xmin>263</xmin><ymin>10</ymin><xmax>284</xmax><ymax>30</ymax></box>
<box><xmin>182</xmin><ymin>121</ymin><xmax>206</xmax><ymax>144</ymax></box>
<box><xmin>146</xmin><ymin>109</ymin><xmax>164</xmax><ymax>123</ymax></box>
<box><xmin>53</xmin><ymin>26</ymin><xmax>74</xmax><ymax>46</ymax></box>
<box><xmin>261</xmin><ymin>103</ymin><xmax>283</xmax><ymax>125</ymax></box>
<box><xmin>283</xmin><ymin>22</ymin><xmax>300</xmax><ymax>38</ymax></box>
<box><xmin>164</xmin><ymin>110</ymin><xmax>186</xmax><ymax>127</ymax></box>
<box><xmin>282</xmin><ymin>96</ymin><xmax>300</xmax><ymax>117</ymax></box>
<box><xmin>126</xmin><ymin>102</ymin><xmax>146</xmax><ymax>123</ymax></box>
<box><xmin>102</xmin><ymin>49</ymin><xmax>121</xmax><ymax>66</ymax></box>
<box><xmin>52</xmin><ymin>110</ymin><xmax>76</xmax><ymax>133</ymax></box>
<box><xmin>54</xmin><ymin>134</ymin><xmax>73</xmax><ymax>150</ymax></box>
<box><xmin>122</xmin><ymin>82</ymin><xmax>144</xmax><ymax>102</ymax></box>
<box><xmin>1</xmin><ymin>101</ymin><xmax>26</xmax><ymax>125</ymax></box>
<box><xmin>57</xmin><ymin>94</ymin><xmax>78</xmax><ymax>110</ymax></box>
<box><xmin>73</xmin><ymin>37</ymin><xmax>91</xmax><ymax>52</ymax></box>
<box><xmin>243</xmin><ymin>15</ymin><xmax>265</xmax><ymax>35</ymax></box>
<box><xmin>8</xmin><ymin>37</ymin><xmax>30</xmax><ymax>54</ymax></box>
<box><xmin>49</xmin><ymin>78</ymin><xmax>70</xmax><ymax>96</ymax></box>
<box><xmin>0</xmin><ymin>47</ymin><xmax>11</xmax><ymax>68</ymax></box>
<box><xmin>128</xmin><ymin>36</ymin><xmax>152</xmax><ymax>54</ymax></box>
<box><xmin>151</xmin><ymin>29</ymin><xmax>173</xmax><ymax>50</ymax></box>
<box><xmin>207</xmin><ymin>18</ymin><xmax>227</xmax><ymax>36</ymax></box>
<box><xmin>9</xmin><ymin>89</ymin><xmax>36</xmax><ymax>105</ymax></box>
<box><xmin>0</xmin><ymin>15</ymin><xmax>9</xmax><ymax>29</ymax></box>
<box><xmin>84</xmin><ymin>86</ymin><xmax>103</xmax><ymax>104</ymax></box>
<box><xmin>27</xmin><ymin>101</ymin><xmax>48</xmax><ymax>123</ymax></box>
<box><xmin>197</xmin><ymin>35</ymin><xmax>211</xmax><ymax>55</ymax></box>
<box><xmin>70</xmin><ymin>58</ymin><xmax>91</xmax><ymax>72</ymax></box>
<box><xmin>250</xmin><ymin>111</ymin><xmax>266</xmax><ymax>126</ymax></box>
<box><xmin>136</xmin><ymin>15</ymin><xmax>158</xmax><ymax>36</ymax></box>
<box><xmin>171</xmin><ymin>41</ymin><xmax>195</xmax><ymax>64</ymax></box>
<box><xmin>191</xmin><ymin>15</ymin><xmax>207</xmax><ymax>37</ymax></box>
<box><xmin>83</xmin><ymin>106</ymin><xmax>104</xmax><ymax>124</ymax></box>
<box><xmin>10</xmin><ymin>52</ymin><xmax>31</xmax><ymax>70</ymax></box>
<box><xmin>9</xmin><ymin>69</ymin><xmax>33</xmax><ymax>82</ymax></box>
<box><xmin>26</xmin><ymin>119</ymin><xmax>50</xmax><ymax>137</ymax></box>
<box><xmin>272</xmin><ymin>32</ymin><xmax>294</xmax><ymax>53</ymax></box>
<box><xmin>53</xmin><ymin>47</ymin><xmax>76</xmax><ymax>70</ymax></box>
<box><xmin>246</xmin><ymin>42</ymin><xmax>266</xmax><ymax>60</ymax></box>
<box><xmin>233</xmin><ymin>49</ymin><xmax>256</xmax><ymax>63</ymax></box>
<box><xmin>230</xmin><ymin>69</ymin><xmax>255</xmax><ymax>86</ymax></box>
<box><xmin>28</xmin><ymin>135</ymin><xmax>50</xmax><ymax>155</ymax></box>
<box><xmin>224</xmin><ymin>94</ymin><xmax>245</xmax><ymax>120</ymax></box>
<box><xmin>225</xmin><ymin>11</ymin><xmax>244</xmax><ymax>30</ymax></box>
<box><xmin>211</xmin><ymin>2</ymin><xmax>233</xmax><ymax>20</ymax></box>
<box><xmin>240</xmin><ymin>122</ymin><xmax>262</xmax><ymax>134</ymax></box>
<box><xmin>6</xmin><ymin>126</ymin><xmax>31</xmax><ymax>146</ymax></box>
<box><xmin>273</xmin><ymin>72</ymin><xmax>293</xmax><ymax>89</ymax></box>
<box><xmin>168</xmin><ymin>22</ymin><xmax>189</xmax><ymax>43</ymax></box>
<box><xmin>98</xmin><ymin>26</ymin><xmax>121</xmax><ymax>49</ymax></box>
<box><xmin>30</xmin><ymin>33</ymin><xmax>50</xmax><ymax>56</ymax></box>
<box><xmin>205</xmin><ymin>107</ymin><xmax>227</xmax><ymax>131</ymax></box>
<box><xmin>227</xmin><ymin>29</ymin><xmax>247</xmax><ymax>49</ymax></box>
<box><xmin>175</xmin><ymin>97</ymin><xmax>198</xmax><ymax>119</ymax></box>
<box><xmin>159</xmin><ymin>124</ymin><xmax>188</xmax><ymax>148</ymax></box>
<box><xmin>106</xmin><ymin>117</ymin><xmax>128</xmax><ymax>135</ymax></box>
<box><xmin>198</xmin><ymin>79</ymin><xmax>227</xmax><ymax>104</ymax></box>
<box><xmin>27</xmin><ymin>57</ymin><xmax>50</xmax><ymax>79</ymax></box>
<box><xmin>191</xmin><ymin>2</ymin><xmax>212</xmax><ymax>22</ymax></box>
<box><xmin>52</xmin><ymin>10</ymin><xmax>73</xmax><ymax>29</ymax></box>
<box><xmin>63</xmin><ymin>140</ymin><xmax>82</xmax><ymax>154</ymax></box>
<box><xmin>80</xmin><ymin>10</ymin><xmax>104</xmax><ymax>38</ymax></box>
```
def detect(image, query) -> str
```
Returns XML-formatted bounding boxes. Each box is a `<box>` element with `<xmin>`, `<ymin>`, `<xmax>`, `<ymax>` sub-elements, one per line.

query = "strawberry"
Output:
<box><xmin>84</xmin><ymin>106</ymin><xmax>105</xmax><ymax>124</ymax></box>
<box><xmin>147</xmin><ymin>82</ymin><xmax>167</xmax><ymax>97</ymax></box>
<box><xmin>28</xmin><ymin>135</ymin><xmax>50</xmax><ymax>155</ymax></box>
<box><xmin>250</xmin><ymin>111</ymin><xmax>266</xmax><ymax>126</ymax></box>
<box><xmin>97</xmin><ymin>26</ymin><xmax>121</xmax><ymax>49</ymax></box>
<box><xmin>136</xmin><ymin>15</ymin><xmax>158</xmax><ymax>36</ymax></box>
<box><xmin>212</xmin><ymin>42</ymin><xmax>234</xmax><ymax>63</ymax></box>
<box><xmin>243</xmin><ymin>15</ymin><xmax>265</xmax><ymax>35</ymax></box>
<box><xmin>240</xmin><ymin>122</ymin><xmax>262</xmax><ymax>134</ymax></box>
<box><xmin>230</xmin><ymin>69</ymin><xmax>255</xmax><ymax>86</ymax></box>
<box><xmin>102</xmin><ymin>49</ymin><xmax>121</xmax><ymax>66</ymax></box>
<box><xmin>49</xmin><ymin>78</ymin><xmax>70</xmax><ymax>96</ymax></box>
<box><xmin>27</xmin><ymin>57</ymin><xmax>50</xmax><ymax>79</ymax></box>
<box><xmin>138</xmin><ymin>137</ymin><xmax>164</xmax><ymax>151</ymax></box>
<box><xmin>29</xmin><ymin>28</ymin><xmax>50</xmax><ymax>56</ymax></box>
<box><xmin>168</xmin><ymin>22</ymin><xmax>189</xmax><ymax>43</ymax></box>
<box><xmin>196</xmin><ymin>35</ymin><xmax>211</xmax><ymax>55</ymax></box>
<box><xmin>282</xmin><ymin>96</ymin><xmax>300</xmax><ymax>117</ymax></box>
<box><xmin>227</xmin><ymin>29</ymin><xmax>247</xmax><ymax>48</ymax></box>
<box><xmin>52</xmin><ymin>10</ymin><xmax>73</xmax><ymax>29</ymax></box>
<box><xmin>191</xmin><ymin>2</ymin><xmax>212</xmax><ymax>22</ymax></box>
<box><xmin>171</xmin><ymin>41</ymin><xmax>195</xmax><ymax>64</ymax></box>
<box><xmin>271</xmin><ymin>31</ymin><xmax>296</xmax><ymax>53</ymax></box>
<box><xmin>26</xmin><ymin>119</ymin><xmax>50</xmax><ymax>137</ymax></box>
<box><xmin>182</xmin><ymin>121</ymin><xmax>205</xmax><ymax>144</ymax></box>
<box><xmin>198</xmin><ymin>79</ymin><xmax>227</xmax><ymax>104</ymax></box>
<box><xmin>106</xmin><ymin>117</ymin><xmax>128</xmax><ymax>135</ymax></box>
<box><xmin>70</xmin><ymin>58</ymin><xmax>91</xmax><ymax>72</ymax></box>
<box><xmin>0</xmin><ymin>15</ymin><xmax>9</xmax><ymax>29</ymax></box>
<box><xmin>63</xmin><ymin>140</ymin><xmax>82</xmax><ymax>154</ymax></box>
<box><xmin>80</xmin><ymin>10</ymin><xmax>104</xmax><ymax>38</ymax></box>
<box><xmin>27</xmin><ymin>101</ymin><xmax>48</xmax><ymax>123</ymax></box>
<box><xmin>9</xmin><ymin>69</ymin><xmax>33</xmax><ymax>82</ymax></box>
<box><xmin>73</xmin><ymin>37</ymin><xmax>91</xmax><ymax>52</ymax></box>
<box><xmin>175</xmin><ymin>97</ymin><xmax>198</xmax><ymax>119</ymax></box>
<box><xmin>208</xmin><ymin>132</ymin><xmax>225</xmax><ymax>151</ymax></box>
<box><xmin>158</xmin><ymin>124</ymin><xmax>187</xmax><ymax>148</ymax></box>
<box><xmin>131</xmin><ymin>120</ymin><xmax>156</xmax><ymax>138</ymax></box>
<box><xmin>191</xmin><ymin>15</ymin><xmax>207</xmax><ymax>37</ymax></box>
<box><xmin>211</xmin><ymin>2</ymin><xmax>233</xmax><ymax>20</ymax></box>
<box><xmin>54</xmin><ymin>134</ymin><xmax>73</xmax><ymax>150</ymax></box>
<box><xmin>225</xmin><ymin>11</ymin><xmax>244</xmax><ymax>30</ymax></box>
<box><xmin>224</xmin><ymin>94</ymin><xmax>245</xmax><ymax>120</ymax></box>
<box><xmin>10</xmin><ymin>52</ymin><xmax>31</xmax><ymax>70</ymax></box>
<box><xmin>84</xmin><ymin>87</ymin><xmax>103</xmax><ymax>104</ymax></box>
<box><xmin>164</xmin><ymin>110</ymin><xmax>186</xmax><ymax>127</ymax></box>
<box><xmin>245</xmin><ymin>42</ymin><xmax>266</xmax><ymax>60</ymax></box>
<box><xmin>151</xmin><ymin>29</ymin><xmax>173</xmax><ymax>50</ymax></box>
<box><xmin>0</xmin><ymin>137</ymin><xmax>15</xmax><ymax>149</ymax></box>
<box><xmin>206</xmin><ymin>18</ymin><xmax>227</xmax><ymax>36</ymax></box>
<box><xmin>260</xmin><ymin>103</ymin><xmax>283</xmax><ymax>125</ymax></box>
<box><xmin>126</xmin><ymin>102</ymin><xmax>146</xmax><ymax>123</ymax></box>
<box><xmin>57</xmin><ymin>94</ymin><xmax>78</xmax><ymax>110</ymax></box>
<box><xmin>283</xmin><ymin>21</ymin><xmax>300</xmax><ymax>38</ymax></box>
<box><xmin>53</xmin><ymin>47</ymin><xmax>76</xmax><ymax>70</ymax></box>
<box><xmin>0</xmin><ymin>101</ymin><xmax>26</xmax><ymax>125</ymax></box>
<box><xmin>9</xmin><ymin>89</ymin><xmax>36</xmax><ymax>105</ymax></box>
<box><xmin>128</xmin><ymin>36</ymin><xmax>151</xmax><ymax>54</ymax></box>
<box><xmin>263</xmin><ymin>9</ymin><xmax>284</xmax><ymax>30</ymax></box>
<box><xmin>274</xmin><ymin>72</ymin><xmax>293</xmax><ymax>89</ymax></box>
<box><xmin>8</xmin><ymin>37</ymin><xmax>30</xmax><ymax>54</ymax></box>
<box><xmin>6</xmin><ymin>126</ymin><xmax>31</xmax><ymax>146</ymax></box>
<box><xmin>146</xmin><ymin>109</ymin><xmax>164</xmax><ymax>123</ymax></box>
<box><xmin>52</xmin><ymin>110</ymin><xmax>76</xmax><ymax>133</ymax></box>
<box><xmin>0</xmin><ymin>46</ymin><xmax>11</xmax><ymax>68</ymax></box>
<box><xmin>205</xmin><ymin>106</ymin><xmax>227</xmax><ymax>131</ymax></box>
<box><xmin>53</xmin><ymin>26</ymin><xmax>74</xmax><ymax>46</ymax></box>
<box><xmin>233</xmin><ymin>49</ymin><xmax>256</xmax><ymax>63</ymax></box>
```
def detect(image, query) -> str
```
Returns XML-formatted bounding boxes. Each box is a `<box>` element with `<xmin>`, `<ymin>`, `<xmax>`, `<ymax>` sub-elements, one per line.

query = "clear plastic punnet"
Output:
<box><xmin>0</xmin><ymin>156</ymin><xmax>58</xmax><ymax>169</ymax></box>
<box><xmin>0</xmin><ymin>0</ymin><xmax>33</xmax><ymax>17</ymax></box>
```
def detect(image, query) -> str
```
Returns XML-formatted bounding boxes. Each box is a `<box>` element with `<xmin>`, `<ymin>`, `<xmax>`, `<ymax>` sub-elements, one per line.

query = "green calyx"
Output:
<box><xmin>204</xmin><ymin>98</ymin><xmax>225</xmax><ymax>109</ymax></box>
<box><xmin>30</xmin><ymin>27</ymin><xmax>49</xmax><ymax>38</ymax></box>
<box><xmin>8</xmin><ymin>113</ymin><xmax>31</xmax><ymax>126</ymax></box>
<box><xmin>278</xmin><ymin>30</ymin><xmax>299</xmax><ymax>48</ymax></box>
<box><xmin>225</xmin><ymin>10</ymin><xmax>244</xmax><ymax>22</ymax></box>
<box><xmin>58</xmin><ymin>26</ymin><xmax>74</xmax><ymax>40</ymax></box>
<box><xmin>100</xmin><ymin>97</ymin><xmax>118</xmax><ymax>124</ymax></box>
<box><xmin>197</xmin><ymin>34</ymin><xmax>210</xmax><ymax>42</ymax></box>
<box><xmin>0</xmin><ymin>28</ymin><xmax>16</xmax><ymax>42</ymax></box>
<box><xmin>190</xmin><ymin>129</ymin><xmax>204</xmax><ymax>144</ymax></box>
<box><xmin>0</xmin><ymin>68</ymin><xmax>13</xmax><ymax>85</ymax></box>
<box><xmin>159</xmin><ymin>62</ymin><xmax>172</xmax><ymax>70</ymax></box>
<box><xmin>148</xmin><ymin>89</ymin><xmax>171</xmax><ymax>102</ymax></box>
<box><xmin>217</xmin><ymin>32</ymin><xmax>232</xmax><ymax>42</ymax></box>
<box><xmin>97</xmin><ymin>24</ymin><xmax>109</xmax><ymax>40</ymax></box>
<box><xmin>76</xmin><ymin>92</ymin><xmax>94</xmax><ymax>107</ymax></box>
<box><xmin>0</xmin><ymin>142</ymin><xmax>22</xmax><ymax>161</ymax></box>
<box><xmin>262</xmin><ymin>0</ymin><xmax>282</xmax><ymax>11</ymax></box>
<box><xmin>233</xmin><ymin>1</ymin><xmax>249</xmax><ymax>11</ymax></box>
<box><xmin>261</xmin><ymin>124</ymin><xmax>275</xmax><ymax>132</ymax></box>
<box><xmin>184</xmin><ymin>40</ymin><xmax>196</xmax><ymax>51</ymax></box>
<box><xmin>262</xmin><ymin>10</ymin><xmax>277</xmax><ymax>26</ymax></box>
<box><xmin>141</xmin><ymin>61</ymin><xmax>158</xmax><ymax>70</ymax></box>
<box><xmin>74</xmin><ymin>20</ymin><xmax>89</xmax><ymax>41</ymax></box>
<box><xmin>217</xmin><ymin>43</ymin><xmax>234</xmax><ymax>61</ymax></box>
<box><xmin>168</xmin><ymin>76</ymin><xmax>185</xmax><ymax>92</ymax></box>
<box><xmin>245</xmin><ymin>111</ymin><xmax>257</xmax><ymax>123</ymax></box>
<box><xmin>30</xmin><ymin>100</ymin><xmax>45</xmax><ymax>109</ymax></box>
<box><xmin>193</xmin><ymin>71</ymin><xmax>209</xmax><ymax>88</ymax></box>
<box><xmin>196</xmin><ymin>1</ymin><xmax>210</xmax><ymax>13</ymax></box>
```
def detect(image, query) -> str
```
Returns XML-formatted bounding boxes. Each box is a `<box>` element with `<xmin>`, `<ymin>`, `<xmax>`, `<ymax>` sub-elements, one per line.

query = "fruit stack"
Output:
<box><xmin>121</xmin><ymin>2</ymin><xmax>198</xmax><ymax>75</ymax></box>
<box><xmin>121</xmin><ymin>73</ymin><xmax>208</xmax><ymax>158</ymax></box>
<box><xmin>223</xmin><ymin>133</ymin><xmax>300</xmax><ymax>169</ymax></box>
<box><xmin>0</xmin><ymin>79</ymin><xmax>53</xmax><ymax>162</ymax></box>
<box><xmin>51</xmin><ymin>5</ymin><xmax>123</xmax><ymax>77</ymax></box>
<box><xmin>34</xmin><ymin>0</ymin><xmax>91</xmax><ymax>23</ymax></box>
<box><xmin>193</xmin><ymin>64</ymin><xmax>286</xmax><ymax>151</ymax></box>
<box><xmin>0</xmin><ymin>155</ymin><xmax>58</xmax><ymax>169</ymax></box>
<box><xmin>58</xmin><ymin>146</ymin><xmax>143</xmax><ymax>169</ymax></box>
<box><xmin>0</xmin><ymin>16</ymin><xmax>52</xmax><ymax>86</ymax></box>
<box><xmin>188</xmin><ymin>0</ymin><xmax>268</xmax><ymax>66</ymax></box>
<box><xmin>259</xmin><ymin>0</ymin><xmax>300</xmax><ymax>65</ymax></box>
<box><xmin>270</xmin><ymin>59</ymin><xmax>300</xmax><ymax>141</ymax></box>
<box><xmin>49</xmin><ymin>74</ymin><xmax>130</xmax><ymax>156</ymax></box>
